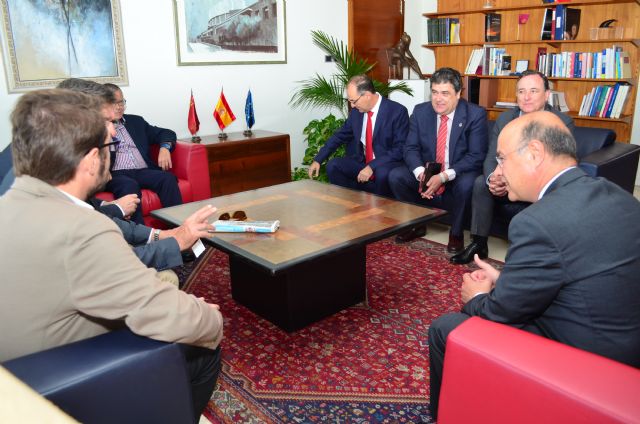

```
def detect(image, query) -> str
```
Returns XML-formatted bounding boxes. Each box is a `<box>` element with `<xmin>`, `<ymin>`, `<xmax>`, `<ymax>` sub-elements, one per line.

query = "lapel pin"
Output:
<box><xmin>458</xmin><ymin>122</ymin><xmax>463</xmax><ymax>127</ymax></box>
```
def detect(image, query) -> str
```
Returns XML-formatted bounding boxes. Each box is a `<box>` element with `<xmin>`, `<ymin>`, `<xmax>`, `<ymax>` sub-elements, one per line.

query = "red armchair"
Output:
<box><xmin>96</xmin><ymin>141</ymin><xmax>211</xmax><ymax>229</ymax></box>
<box><xmin>438</xmin><ymin>317</ymin><xmax>640</xmax><ymax>423</ymax></box>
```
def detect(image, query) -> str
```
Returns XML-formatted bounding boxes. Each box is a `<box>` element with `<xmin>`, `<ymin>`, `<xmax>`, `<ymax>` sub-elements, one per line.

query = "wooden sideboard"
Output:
<box><xmin>183</xmin><ymin>130</ymin><xmax>291</xmax><ymax>197</ymax></box>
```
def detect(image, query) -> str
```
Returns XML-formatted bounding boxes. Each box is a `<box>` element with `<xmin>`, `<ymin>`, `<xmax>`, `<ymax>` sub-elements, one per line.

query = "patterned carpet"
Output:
<box><xmin>180</xmin><ymin>237</ymin><xmax>502</xmax><ymax>423</ymax></box>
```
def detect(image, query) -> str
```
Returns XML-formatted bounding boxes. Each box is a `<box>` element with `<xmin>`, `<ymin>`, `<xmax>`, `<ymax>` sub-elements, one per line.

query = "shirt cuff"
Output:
<box><xmin>445</xmin><ymin>168</ymin><xmax>456</xmax><ymax>181</ymax></box>
<box><xmin>160</xmin><ymin>142</ymin><xmax>172</xmax><ymax>150</ymax></box>
<box><xmin>485</xmin><ymin>172</ymin><xmax>493</xmax><ymax>186</ymax></box>
<box><xmin>146</xmin><ymin>228</ymin><xmax>154</xmax><ymax>244</ymax></box>
<box><xmin>413</xmin><ymin>166</ymin><xmax>425</xmax><ymax>181</ymax></box>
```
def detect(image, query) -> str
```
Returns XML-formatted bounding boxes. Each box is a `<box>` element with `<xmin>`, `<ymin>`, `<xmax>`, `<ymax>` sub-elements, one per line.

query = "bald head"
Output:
<box><xmin>503</xmin><ymin>111</ymin><xmax>576</xmax><ymax>160</ymax></box>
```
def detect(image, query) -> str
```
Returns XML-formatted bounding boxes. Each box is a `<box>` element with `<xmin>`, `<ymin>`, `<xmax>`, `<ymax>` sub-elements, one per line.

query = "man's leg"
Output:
<box><xmin>440</xmin><ymin>172</ymin><xmax>476</xmax><ymax>253</ymax></box>
<box><xmin>451</xmin><ymin>175</ymin><xmax>494</xmax><ymax>264</ymax></box>
<box><xmin>135</xmin><ymin>169</ymin><xmax>182</xmax><ymax>208</ymax></box>
<box><xmin>428</xmin><ymin>312</ymin><xmax>471</xmax><ymax>420</ymax></box>
<box><xmin>388</xmin><ymin>166</ymin><xmax>429</xmax><ymax>242</ymax></box>
<box><xmin>367</xmin><ymin>161</ymin><xmax>404</xmax><ymax>197</ymax></box>
<box><xmin>179</xmin><ymin>345</ymin><xmax>222</xmax><ymax>423</ymax></box>
<box><xmin>107</xmin><ymin>171</ymin><xmax>144</xmax><ymax>224</ymax></box>
<box><xmin>326</xmin><ymin>157</ymin><xmax>364</xmax><ymax>191</ymax></box>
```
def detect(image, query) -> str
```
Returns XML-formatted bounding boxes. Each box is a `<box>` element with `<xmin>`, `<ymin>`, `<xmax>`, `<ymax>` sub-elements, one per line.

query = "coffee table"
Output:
<box><xmin>152</xmin><ymin>180</ymin><xmax>445</xmax><ymax>332</ymax></box>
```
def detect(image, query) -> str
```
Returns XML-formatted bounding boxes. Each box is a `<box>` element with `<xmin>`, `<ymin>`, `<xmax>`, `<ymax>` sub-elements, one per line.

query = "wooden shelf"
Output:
<box><xmin>424</xmin><ymin>0</ymin><xmax>637</xmax><ymax>17</ymax></box>
<box><xmin>423</xmin><ymin>39</ymin><xmax>640</xmax><ymax>48</ymax></box>
<box><xmin>423</xmin><ymin>74</ymin><xmax>635</xmax><ymax>85</ymax></box>
<box><xmin>485</xmin><ymin>107</ymin><xmax>633</xmax><ymax>122</ymax></box>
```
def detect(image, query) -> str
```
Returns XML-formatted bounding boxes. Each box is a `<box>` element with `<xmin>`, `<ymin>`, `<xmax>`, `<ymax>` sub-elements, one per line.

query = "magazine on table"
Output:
<box><xmin>210</xmin><ymin>220</ymin><xmax>280</xmax><ymax>233</ymax></box>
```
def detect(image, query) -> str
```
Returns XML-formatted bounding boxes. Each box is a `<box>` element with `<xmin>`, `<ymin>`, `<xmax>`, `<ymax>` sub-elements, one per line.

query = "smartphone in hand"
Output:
<box><xmin>419</xmin><ymin>162</ymin><xmax>442</xmax><ymax>193</ymax></box>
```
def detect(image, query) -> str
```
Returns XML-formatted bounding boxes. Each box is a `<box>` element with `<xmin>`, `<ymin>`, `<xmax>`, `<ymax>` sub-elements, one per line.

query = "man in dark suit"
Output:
<box><xmin>308</xmin><ymin>74</ymin><xmax>409</xmax><ymax>197</ymax></box>
<box><xmin>451</xmin><ymin>70</ymin><xmax>576</xmax><ymax>264</ymax></box>
<box><xmin>389</xmin><ymin>67</ymin><xmax>488</xmax><ymax>253</ymax></box>
<box><xmin>428</xmin><ymin>111</ymin><xmax>640</xmax><ymax>419</ymax></box>
<box><xmin>104</xmin><ymin>83</ymin><xmax>182</xmax><ymax>224</ymax></box>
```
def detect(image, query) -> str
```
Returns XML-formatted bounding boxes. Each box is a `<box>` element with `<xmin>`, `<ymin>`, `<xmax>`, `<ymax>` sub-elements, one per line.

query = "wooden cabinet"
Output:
<box><xmin>423</xmin><ymin>0</ymin><xmax>639</xmax><ymax>141</ymax></box>
<box><xmin>185</xmin><ymin>130</ymin><xmax>291</xmax><ymax>197</ymax></box>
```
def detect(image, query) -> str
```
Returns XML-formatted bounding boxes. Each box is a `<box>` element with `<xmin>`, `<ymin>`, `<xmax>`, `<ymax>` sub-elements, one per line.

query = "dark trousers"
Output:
<box><xmin>179</xmin><ymin>345</ymin><xmax>222</xmax><ymax>423</ymax></box>
<box><xmin>388</xmin><ymin>165</ymin><xmax>477</xmax><ymax>237</ymax></box>
<box><xmin>326</xmin><ymin>157</ymin><xmax>403</xmax><ymax>197</ymax></box>
<box><xmin>470</xmin><ymin>175</ymin><xmax>529</xmax><ymax>237</ymax></box>
<box><xmin>108</xmin><ymin>168</ymin><xmax>182</xmax><ymax>224</ymax></box>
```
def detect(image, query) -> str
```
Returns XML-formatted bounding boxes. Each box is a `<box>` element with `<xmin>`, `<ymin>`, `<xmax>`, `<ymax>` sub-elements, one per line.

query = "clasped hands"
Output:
<box><xmin>419</xmin><ymin>172</ymin><xmax>445</xmax><ymax>199</ymax></box>
<box><xmin>461</xmin><ymin>255</ymin><xmax>501</xmax><ymax>303</ymax></box>
<box><xmin>487</xmin><ymin>173</ymin><xmax>508</xmax><ymax>197</ymax></box>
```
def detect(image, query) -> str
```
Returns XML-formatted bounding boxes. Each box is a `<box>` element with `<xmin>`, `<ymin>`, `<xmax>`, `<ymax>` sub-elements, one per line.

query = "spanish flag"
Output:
<box><xmin>213</xmin><ymin>89</ymin><xmax>236</xmax><ymax>131</ymax></box>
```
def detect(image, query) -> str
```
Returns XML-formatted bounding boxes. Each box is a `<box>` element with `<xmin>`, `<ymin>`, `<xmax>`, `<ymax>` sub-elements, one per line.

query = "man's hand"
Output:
<box><xmin>461</xmin><ymin>254</ymin><xmax>501</xmax><ymax>303</ymax></box>
<box><xmin>308</xmin><ymin>161</ymin><xmax>321</xmax><ymax>179</ymax></box>
<box><xmin>158</xmin><ymin>147</ymin><xmax>173</xmax><ymax>171</ymax></box>
<box><xmin>420</xmin><ymin>174</ymin><xmax>444</xmax><ymax>199</ymax></box>
<box><xmin>107</xmin><ymin>194</ymin><xmax>140</xmax><ymax>218</ymax></box>
<box><xmin>357</xmin><ymin>165</ymin><xmax>373</xmax><ymax>183</ymax></box>
<box><xmin>487</xmin><ymin>173</ymin><xmax>508</xmax><ymax>197</ymax></box>
<box><xmin>162</xmin><ymin>205</ymin><xmax>217</xmax><ymax>251</ymax></box>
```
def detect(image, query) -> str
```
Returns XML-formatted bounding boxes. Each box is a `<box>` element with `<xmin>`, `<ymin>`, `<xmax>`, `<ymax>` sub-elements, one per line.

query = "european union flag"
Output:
<box><xmin>245</xmin><ymin>89</ymin><xmax>255</xmax><ymax>129</ymax></box>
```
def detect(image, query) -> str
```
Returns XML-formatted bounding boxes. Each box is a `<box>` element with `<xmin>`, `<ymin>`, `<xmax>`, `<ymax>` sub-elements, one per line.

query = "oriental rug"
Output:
<box><xmin>181</xmin><ymin>237</ymin><xmax>503</xmax><ymax>423</ymax></box>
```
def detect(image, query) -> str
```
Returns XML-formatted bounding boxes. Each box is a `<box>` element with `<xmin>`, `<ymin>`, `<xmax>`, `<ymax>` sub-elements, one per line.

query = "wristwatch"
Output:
<box><xmin>153</xmin><ymin>229</ymin><xmax>160</xmax><ymax>242</ymax></box>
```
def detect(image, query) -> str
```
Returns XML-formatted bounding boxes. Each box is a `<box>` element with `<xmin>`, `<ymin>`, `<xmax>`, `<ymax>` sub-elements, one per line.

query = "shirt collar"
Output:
<box><xmin>538</xmin><ymin>166</ymin><xmax>576</xmax><ymax>199</ymax></box>
<box><xmin>57</xmin><ymin>188</ymin><xmax>94</xmax><ymax>210</ymax></box>
<box><xmin>370</xmin><ymin>94</ymin><xmax>382</xmax><ymax>115</ymax></box>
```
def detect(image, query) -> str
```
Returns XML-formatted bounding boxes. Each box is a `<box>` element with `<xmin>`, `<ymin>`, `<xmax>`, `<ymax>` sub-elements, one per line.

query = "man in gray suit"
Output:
<box><xmin>0</xmin><ymin>89</ymin><xmax>223</xmax><ymax>421</ymax></box>
<box><xmin>451</xmin><ymin>70</ymin><xmax>575</xmax><ymax>264</ymax></box>
<box><xmin>428</xmin><ymin>111</ymin><xmax>640</xmax><ymax>419</ymax></box>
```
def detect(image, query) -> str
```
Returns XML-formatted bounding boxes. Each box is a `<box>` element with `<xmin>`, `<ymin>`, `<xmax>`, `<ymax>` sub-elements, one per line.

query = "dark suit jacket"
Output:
<box><xmin>314</xmin><ymin>97</ymin><xmax>409</xmax><ymax>172</ymax></box>
<box><xmin>112</xmin><ymin>114</ymin><xmax>176</xmax><ymax>171</ymax></box>
<box><xmin>464</xmin><ymin>168</ymin><xmax>640</xmax><ymax>367</ymax></box>
<box><xmin>404</xmin><ymin>99</ymin><xmax>488</xmax><ymax>177</ymax></box>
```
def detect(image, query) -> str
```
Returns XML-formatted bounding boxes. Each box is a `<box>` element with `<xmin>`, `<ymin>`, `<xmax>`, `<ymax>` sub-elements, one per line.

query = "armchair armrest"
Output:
<box><xmin>169</xmin><ymin>141</ymin><xmax>211</xmax><ymax>201</ymax></box>
<box><xmin>3</xmin><ymin>329</ymin><xmax>194</xmax><ymax>424</ymax></box>
<box><xmin>438</xmin><ymin>317</ymin><xmax>640</xmax><ymax>423</ymax></box>
<box><xmin>579</xmin><ymin>142</ymin><xmax>640</xmax><ymax>194</ymax></box>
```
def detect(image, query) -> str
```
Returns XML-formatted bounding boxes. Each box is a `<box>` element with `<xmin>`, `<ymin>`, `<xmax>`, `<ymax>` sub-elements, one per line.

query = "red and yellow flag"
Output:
<box><xmin>187</xmin><ymin>90</ymin><xmax>200</xmax><ymax>136</ymax></box>
<box><xmin>213</xmin><ymin>90</ymin><xmax>236</xmax><ymax>131</ymax></box>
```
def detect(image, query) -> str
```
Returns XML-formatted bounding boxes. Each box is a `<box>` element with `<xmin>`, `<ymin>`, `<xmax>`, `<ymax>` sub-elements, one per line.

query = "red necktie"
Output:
<box><xmin>365</xmin><ymin>111</ymin><xmax>374</xmax><ymax>164</ymax></box>
<box><xmin>435</xmin><ymin>115</ymin><xmax>448</xmax><ymax>195</ymax></box>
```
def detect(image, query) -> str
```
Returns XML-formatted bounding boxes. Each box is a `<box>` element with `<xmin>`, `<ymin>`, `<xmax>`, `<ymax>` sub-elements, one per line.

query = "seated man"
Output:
<box><xmin>308</xmin><ymin>74</ymin><xmax>409</xmax><ymax>197</ymax></box>
<box><xmin>427</xmin><ymin>111</ymin><xmax>640</xmax><ymax>420</ymax></box>
<box><xmin>103</xmin><ymin>83</ymin><xmax>182</xmax><ymax>224</ymax></box>
<box><xmin>0</xmin><ymin>89</ymin><xmax>224</xmax><ymax>422</ymax></box>
<box><xmin>389</xmin><ymin>67</ymin><xmax>488</xmax><ymax>253</ymax></box>
<box><xmin>450</xmin><ymin>70</ymin><xmax>576</xmax><ymax>264</ymax></box>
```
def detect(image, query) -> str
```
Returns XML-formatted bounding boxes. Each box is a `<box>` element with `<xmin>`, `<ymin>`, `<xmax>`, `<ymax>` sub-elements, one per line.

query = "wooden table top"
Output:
<box><xmin>152</xmin><ymin>180</ymin><xmax>446</xmax><ymax>273</ymax></box>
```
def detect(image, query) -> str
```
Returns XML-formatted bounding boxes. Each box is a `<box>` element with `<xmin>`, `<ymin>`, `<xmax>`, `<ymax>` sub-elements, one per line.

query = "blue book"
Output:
<box><xmin>554</xmin><ymin>5</ymin><xmax>565</xmax><ymax>41</ymax></box>
<box><xmin>588</xmin><ymin>86</ymin><xmax>602</xmax><ymax>117</ymax></box>
<box><xmin>604</xmin><ymin>83</ymin><xmax>620</xmax><ymax>118</ymax></box>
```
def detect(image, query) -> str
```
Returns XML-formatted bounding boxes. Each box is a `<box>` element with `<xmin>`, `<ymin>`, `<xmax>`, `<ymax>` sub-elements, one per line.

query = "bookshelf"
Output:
<box><xmin>423</xmin><ymin>0</ymin><xmax>639</xmax><ymax>141</ymax></box>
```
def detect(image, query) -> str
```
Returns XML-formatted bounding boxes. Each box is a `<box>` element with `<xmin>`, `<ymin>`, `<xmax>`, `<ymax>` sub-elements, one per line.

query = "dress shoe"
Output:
<box><xmin>395</xmin><ymin>225</ymin><xmax>427</xmax><ymax>243</ymax></box>
<box><xmin>450</xmin><ymin>242</ymin><xmax>489</xmax><ymax>265</ymax></box>
<box><xmin>446</xmin><ymin>233</ymin><xmax>464</xmax><ymax>254</ymax></box>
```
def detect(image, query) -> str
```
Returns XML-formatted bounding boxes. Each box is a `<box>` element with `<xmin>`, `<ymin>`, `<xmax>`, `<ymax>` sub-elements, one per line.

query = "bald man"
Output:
<box><xmin>427</xmin><ymin>111</ymin><xmax>640</xmax><ymax>419</ymax></box>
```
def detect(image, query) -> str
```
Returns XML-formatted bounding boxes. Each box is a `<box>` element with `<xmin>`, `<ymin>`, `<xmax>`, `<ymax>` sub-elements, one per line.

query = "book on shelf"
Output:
<box><xmin>554</xmin><ymin>5</ymin><xmax>565</xmax><ymax>41</ymax></box>
<box><xmin>540</xmin><ymin>8</ymin><xmax>554</xmax><ymax>40</ymax></box>
<box><xmin>578</xmin><ymin>83</ymin><xmax>630</xmax><ymax>119</ymax></box>
<box><xmin>427</xmin><ymin>17</ymin><xmax>460</xmax><ymax>44</ymax></box>
<box><xmin>495</xmin><ymin>101</ymin><xmax>518</xmax><ymax>108</ymax></box>
<box><xmin>465</xmin><ymin>48</ymin><xmax>484</xmax><ymax>74</ymax></box>
<box><xmin>501</xmin><ymin>55</ymin><xmax>512</xmax><ymax>75</ymax></box>
<box><xmin>547</xmin><ymin>91</ymin><xmax>569</xmax><ymax>113</ymax></box>
<box><xmin>210</xmin><ymin>220</ymin><xmax>280</xmax><ymax>233</ymax></box>
<box><xmin>485</xmin><ymin>13</ymin><xmax>501</xmax><ymax>42</ymax></box>
<box><xmin>563</xmin><ymin>8</ymin><xmax>581</xmax><ymax>40</ymax></box>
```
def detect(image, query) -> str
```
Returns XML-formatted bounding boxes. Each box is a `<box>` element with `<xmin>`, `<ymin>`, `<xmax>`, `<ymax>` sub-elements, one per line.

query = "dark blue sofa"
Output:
<box><xmin>3</xmin><ymin>329</ymin><xmax>194</xmax><ymax>423</ymax></box>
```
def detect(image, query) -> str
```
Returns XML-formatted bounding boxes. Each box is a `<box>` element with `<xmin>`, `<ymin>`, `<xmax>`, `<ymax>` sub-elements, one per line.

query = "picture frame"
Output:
<box><xmin>173</xmin><ymin>0</ymin><xmax>287</xmax><ymax>66</ymax></box>
<box><xmin>0</xmin><ymin>0</ymin><xmax>128</xmax><ymax>93</ymax></box>
<box><xmin>515</xmin><ymin>59</ymin><xmax>529</xmax><ymax>73</ymax></box>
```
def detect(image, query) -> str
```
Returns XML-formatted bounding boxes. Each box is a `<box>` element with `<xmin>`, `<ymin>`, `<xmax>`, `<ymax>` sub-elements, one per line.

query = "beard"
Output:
<box><xmin>87</xmin><ymin>150</ymin><xmax>111</xmax><ymax>198</ymax></box>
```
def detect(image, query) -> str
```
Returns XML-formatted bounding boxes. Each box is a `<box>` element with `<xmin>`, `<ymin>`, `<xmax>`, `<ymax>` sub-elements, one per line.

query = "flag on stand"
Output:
<box><xmin>187</xmin><ymin>90</ymin><xmax>200</xmax><ymax>136</ymax></box>
<box><xmin>213</xmin><ymin>89</ymin><xmax>236</xmax><ymax>131</ymax></box>
<box><xmin>245</xmin><ymin>89</ymin><xmax>255</xmax><ymax>130</ymax></box>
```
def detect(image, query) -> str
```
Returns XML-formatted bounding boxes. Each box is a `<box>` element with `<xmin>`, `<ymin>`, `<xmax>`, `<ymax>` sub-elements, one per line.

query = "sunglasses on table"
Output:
<box><xmin>218</xmin><ymin>210</ymin><xmax>247</xmax><ymax>221</ymax></box>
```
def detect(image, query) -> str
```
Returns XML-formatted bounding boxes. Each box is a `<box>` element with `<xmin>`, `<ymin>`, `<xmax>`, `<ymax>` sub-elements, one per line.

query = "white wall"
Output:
<box><xmin>0</xmin><ymin>0</ymin><xmax>348</xmax><ymax>168</ymax></box>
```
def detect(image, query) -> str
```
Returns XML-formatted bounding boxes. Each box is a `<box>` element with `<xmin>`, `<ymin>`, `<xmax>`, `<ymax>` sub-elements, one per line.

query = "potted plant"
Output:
<box><xmin>290</xmin><ymin>30</ymin><xmax>413</xmax><ymax>181</ymax></box>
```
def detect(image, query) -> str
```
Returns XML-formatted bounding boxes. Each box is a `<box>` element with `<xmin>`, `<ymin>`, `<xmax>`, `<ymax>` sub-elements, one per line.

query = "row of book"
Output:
<box><xmin>540</xmin><ymin>6</ymin><xmax>581</xmax><ymax>41</ymax></box>
<box><xmin>536</xmin><ymin>46</ymin><xmax>632</xmax><ymax>79</ymax></box>
<box><xmin>578</xmin><ymin>83</ymin><xmax>631</xmax><ymax>119</ymax></box>
<box><xmin>465</xmin><ymin>46</ymin><xmax>511</xmax><ymax>76</ymax></box>
<box><xmin>426</xmin><ymin>17</ymin><xmax>460</xmax><ymax>44</ymax></box>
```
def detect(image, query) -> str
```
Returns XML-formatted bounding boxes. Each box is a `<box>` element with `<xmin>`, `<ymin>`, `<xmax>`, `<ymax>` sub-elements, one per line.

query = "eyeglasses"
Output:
<box><xmin>495</xmin><ymin>145</ymin><xmax>525</xmax><ymax>167</ymax></box>
<box><xmin>345</xmin><ymin>94</ymin><xmax>362</xmax><ymax>105</ymax></box>
<box><xmin>86</xmin><ymin>140</ymin><xmax>120</xmax><ymax>155</ymax></box>
<box><xmin>114</xmin><ymin>99</ymin><xmax>127</xmax><ymax>107</ymax></box>
<box><xmin>219</xmin><ymin>210</ymin><xmax>247</xmax><ymax>221</ymax></box>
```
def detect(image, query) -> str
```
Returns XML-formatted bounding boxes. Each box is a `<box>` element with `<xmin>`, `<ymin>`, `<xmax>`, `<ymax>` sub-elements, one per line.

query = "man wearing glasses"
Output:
<box><xmin>427</xmin><ymin>111</ymin><xmax>640</xmax><ymax>420</ymax></box>
<box><xmin>103</xmin><ymin>83</ymin><xmax>182</xmax><ymax>225</ymax></box>
<box><xmin>308</xmin><ymin>74</ymin><xmax>409</xmax><ymax>197</ymax></box>
<box><xmin>450</xmin><ymin>70</ymin><xmax>575</xmax><ymax>264</ymax></box>
<box><xmin>0</xmin><ymin>89</ymin><xmax>224</xmax><ymax>421</ymax></box>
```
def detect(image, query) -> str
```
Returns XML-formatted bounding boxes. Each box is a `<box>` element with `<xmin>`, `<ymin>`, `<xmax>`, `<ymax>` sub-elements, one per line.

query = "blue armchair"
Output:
<box><xmin>3</xmin><ymin>329</ymin><xmax>194</xmax><ymax>423</ymax></box>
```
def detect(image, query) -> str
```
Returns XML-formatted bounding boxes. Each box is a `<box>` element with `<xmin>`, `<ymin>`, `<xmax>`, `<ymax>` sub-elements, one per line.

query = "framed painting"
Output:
<box><xmin>173</xmin><ymin>0</ymin><xmax>287</xmax><ymax>66</ymax></box>
<box><xmin>0</xmin><ymin>0</ymin><xmax>128</xmax><ymax>93</ymax></box>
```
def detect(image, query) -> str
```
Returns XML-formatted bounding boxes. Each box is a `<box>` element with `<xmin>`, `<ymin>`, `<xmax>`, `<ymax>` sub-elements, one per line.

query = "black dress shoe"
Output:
<box><xmin>395</xmin><ymin>225</ymin><xmax>427</xmax><ymax>243</ymax></box>
<box><xmin>450</xmin><ymin>242</ymin><xmax>489</xmax><ymax>264</ymax></box>
<box><xmin>446</xmin><ymin>233</ymin><xmax>464</xmax><ymax>254</ymax></box>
